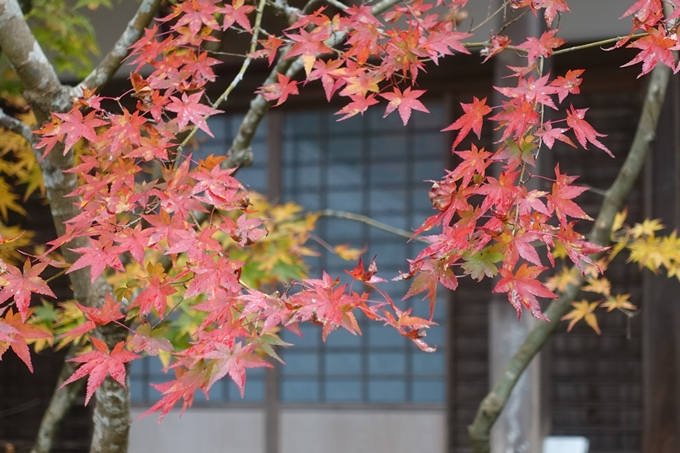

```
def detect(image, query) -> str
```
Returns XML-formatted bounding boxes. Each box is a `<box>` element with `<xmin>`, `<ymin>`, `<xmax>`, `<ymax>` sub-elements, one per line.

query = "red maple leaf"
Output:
<box><xmin>60</xmin><ymin>293</ymin><xmax>125</xmax><ymax>340</ymax></box>
<box><xmin>620</xmin><ymin>0</ymin><xmax>662</xmax><ymax>23</ymax></box>
<box><xmin>220</xmin><ymin>0</ymin><xmax>256</xmax><ymax>32</ymax></box>
<box><xmin>517</xmin><ymin>29</ymin><xmax>565</xmax><ymax>65</ymax></box>
<box><xmin>166</xmin><ymin>91</ymin><xmax>223</xmax><ymax>137</ymax></box>
<box><xmin>0</xmin><ymin>308</ymin><xmax>51</xmax><ymax>372</ymax></box>
<box><xmin>129</xmin><ymin>274</ymin><xmax>177</xmax><ymax>317</ymax></box>
<box><xmin>203</xmin><ymin>342</ymin><xmax>271</xmax><ymax>394</ymax></box>
<box><xmin>67</xmin><ymin>238</ymin><xmax>125</xmax><ymax>283</ymax></box>
<box><xmin>493</xmin><ymin>264</ymin><xmax>557</xmax><ymax>320</ymax></box>
<box><xmin>535</xmin><ymin>0</ymin><xmax>570</xmax><ymax>25</ymax></box>
<box><xmin>565</xmin><ymin>105</ymin><xmax>613</xmax><ymax>157</ymax></box>
<box><xmin>256</xmin><ymin>73</ymin><xmax>299</xmax><ymax>107</ymax></box>
<box><xmin>481</xmin><ymin>35</ymin><xmax>510</xmax><ymax>63</ymax></box>
<box><xmin>61</xmin><ymin>337</ymin><xmax>139</xmax><ymax>405</ymax></box>
<box><xmin>450</xmin><ymin>144</ymin><xmax>492</xmax><ymax>187</ymax></box>
<box><xmin>251</xmin><ymin>35</ymin><xmax>285</xmax><ymax>67</ymax></box>
<box><xmin>623</xmin><ymin>26</ymin><xmax>680</xmax><ymax>77</ymax></box>
<box><xmin>380</xmin><ymin>86</ymin><xmax>429</xmax><ymax>125</ymax></box>
<box><xmin>334</xmin><ymin>94</ymin><xmax>379</xmax><ymax>121</ymax></box>
<box><xmin>546</xmin><ymin>164</ymin><xmax>592</xmax><ymax>226</ymax></box>
<box><xmin>535</xmin><ymin>121</ymin><xmax>575</xmax><ymax>149</ymax></box>
<box><xmin>550</xmin><ymin>69</ymin><xmax>584</xmax><ymax>103</ymax></box>
<box><xmin>35</xmin><ymin>109</ymin><xmax>107</xmax><ymax>156</ymax></box>
<box><xmin>557</xmin><ymin>222</ymin><xmax>608</xmax><ymax>273</ymax></box>
<box><xmin>167</xmin><ymin>0</ymin><xmax>221</xmax><ymax>35</ymax></box>
<box><xmin>284</xmin><ymin>28</ymin><xmax>332</xmax><ymax>75</ymax></box>
<box><xmin>442</xmin><ymin>96</ymin><xmax>492</xmax><ymax>149</ymax></box>
<box><xmin>0</xmin><ymin>259</ymin><xmax>55</xmax><ymax>322</ymax></box>
<box><xmin>382</xmin><ymin>306</ymin><xmax>436</xmax><ymax>352</ymax></box>
<box><xmin>307</xmin><ymin>59</ymin><xmax>346</xmax><ymax>101</ymax></box>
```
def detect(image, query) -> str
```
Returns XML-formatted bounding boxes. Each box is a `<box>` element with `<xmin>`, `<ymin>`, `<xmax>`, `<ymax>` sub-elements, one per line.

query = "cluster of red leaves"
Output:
<box><xmin>0</xmin><ymin>0</ymin><xmax>437</xmax><ymax>417</ymax></box>
<box><xmin>0</xmin><ymin>0</ymin><xmax>669</xmax><ymax>419</ymax></box>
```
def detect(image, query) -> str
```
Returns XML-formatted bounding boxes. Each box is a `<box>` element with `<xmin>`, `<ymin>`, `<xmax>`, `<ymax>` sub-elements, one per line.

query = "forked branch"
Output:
<box><xmin>467</xmin><ymin>63</ymin><xmax>671</xmax><ymax>453</ymax></box>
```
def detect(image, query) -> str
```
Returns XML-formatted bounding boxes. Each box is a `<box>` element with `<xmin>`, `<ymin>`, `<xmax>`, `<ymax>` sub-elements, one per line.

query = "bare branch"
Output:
<box><xmin>268</xmin><ymin>0</ymin><xmax>301</xmax><ymax>24</ymax></box>
<box><xmin>78</xmin><ymin>0</ymin><xmax>162</xmax><ymax>91</ymax></box>
<box><xmin>0</xmin><ymin>107</ymin><xmax>34</xmax><ymax>144</ymax></box>
<box><xmin>176</xmin><ymin>0</ymin><xmax>268</xmax><ymax>164</ymax></box>
<box><xmin>225</xmin><ymin>0</ymin><xmax>402</xmax><ymax>169</ymax></box>
<box><xmin>0</xmin><ymin>0</ymin><xmax>73</xmax><ymax>112</ymax></box>
<box><xmin>318</xmin><ymin>209</ymin><xmax>426</xmax><ymax>242</ymax></box>
<box><xmin>467</xmin><ymin>63</ymin><xmax>672</xmax><ymax>453</ymax></box>
<box><xmin>325</xmin><ymin>0</ymin><xmax>348</xmax><ymax>11</ymax></box>
<box><xmin>31</xmin><ymin>344</ymin><xmax>84</xmax><ymax>453</ymax></box>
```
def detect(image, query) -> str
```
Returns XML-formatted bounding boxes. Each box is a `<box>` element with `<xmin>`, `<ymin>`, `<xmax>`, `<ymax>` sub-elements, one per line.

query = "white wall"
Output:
<box><xmin>129</xmin><ymin>408</ymin><xmax>266</xmax><ymax>453</ymax></box>
<box><xmin>129</xmin><ymin>408</ymin><xmax>445</xmax><ymax>453</ymax></box>
<box><xmin>280</xmin><ymin>410</ymin><xmax>445</xmax><ymax>453</ymax></box>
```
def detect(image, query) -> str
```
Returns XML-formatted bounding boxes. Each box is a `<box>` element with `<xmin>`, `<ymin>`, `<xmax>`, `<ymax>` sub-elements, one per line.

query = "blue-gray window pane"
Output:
<box><xmin>282</xmin><ymin>380</ymin><xmax>319</xmax><ymax>401</ymax></box>
<box><xmin>327</xmin><ymin>190</ymin><xmax>363</xmax><ymax>212</ymax></box>
<box><xmin>325</xmin><ymin>353</ymin><xmax>362</xmax><ymax>375</ymax></box>
<box><xmin>281</xmin><ymin>352</ymin><xmax>320</xmax><ymax>375</ymax></box>
<box><xmin>130</xmin><ymin>378</ymin><xmax>145</xmax><ymax>402</ymax></box>
<box><xmin>325</xmin><ymin>380</ymin><xmax>362</xmax><ymax>402</ymax></box>
<box><xmin>412</xmin><ymin>352</ymin><xmax>445</xmax><ymax>376</ymax></box>
<box><xmin>412</xmin><ymin>104</ymin><xmax>447</xmax><ymax>130</ymax></box>
<box><xmin>369</xmin><ymin>353</ymin><xmax>406</xmax><ymax>375</ymax></box>
<box><xmin>327</xmin><ymin>163</ymin><xmax>362</xmax><ymax>187</ymax></box>
<box><xmin>370</xmin><ymin>163</ymin><xmax>408</xmax><ymax>185</ymax></box>
<box><xmin>368</xmin><ymin>380</ymin><xmax>406</xmax><ymax>402</ymax></box>
<box><xmin>369</xmin><ymin>135</ymin><xmax>407</xmax><ymax>159</ymax></box>
<box><xmin>369</xmin><ymin>189</ymin><xmax>408</xmax><ymax>212</ymax></box>
<box><xmin>411</xmin><ymin>380</ymin><xmax>445</xmax><ymax>402</ymax></box>
<box><xmin>283</xmin><ymin>112</ymin><xmax>322</xmax><ymax>137</ymax></box>
<box><xmin>279</xmin><ymin>104</ymin><xmax>447</xmax><ymax>404</ymax></box>
<box><xmin>327</xmin><ymin>112</ymin><xmax>363</xmax><ymax>134</ymax></box>
<box><xmin>328</xmin><ymin>138</ymin><xmax>362</xmax><ymax>161</ymax></box>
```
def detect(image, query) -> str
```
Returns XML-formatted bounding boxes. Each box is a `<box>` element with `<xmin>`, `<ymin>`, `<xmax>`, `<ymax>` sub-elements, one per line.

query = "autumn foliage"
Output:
<box><xmin>0</xmin><ymin>0</ymin><xmax>676</xmax><ymax>421</ymax></box>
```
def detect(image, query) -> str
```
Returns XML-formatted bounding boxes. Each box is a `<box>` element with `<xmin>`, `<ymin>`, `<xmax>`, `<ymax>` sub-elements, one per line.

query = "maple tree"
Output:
<box><xmin>0</xmin><ymin>0</ymin><xmax>677</xmax><ymax>452</ymax></box>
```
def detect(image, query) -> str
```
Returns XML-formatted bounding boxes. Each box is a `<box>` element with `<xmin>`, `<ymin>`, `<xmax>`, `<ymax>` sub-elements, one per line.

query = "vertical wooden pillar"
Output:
<box><xmin>642</xmin><ymin>74</ymin><xmax>680</xmax><ymax>453</ymax></box>
<box><xmin>488</xmin><ymin>6</ymin><xmax>550</xmax><ymax>453</ymax></box>
<box><xmin>265</xmin><ymin>111</ymin><xmax>283</xmax><ymax>453</ymax></box>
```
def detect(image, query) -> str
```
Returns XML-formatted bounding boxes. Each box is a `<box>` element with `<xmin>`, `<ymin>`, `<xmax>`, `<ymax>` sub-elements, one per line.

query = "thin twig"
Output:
<box><xmin>552</xmin><ymin>33</ymin><xmax>648</xmax><ymax>56</ymax></box>
<box><xmin>174</xmin><ymin>0</ymin><xmax>268</xmax><ymax>164</ymax></box>
<box><xmin>318</xmin><ymin>209</ymin><xmax>427</xmax><ymax>243</ymax></box>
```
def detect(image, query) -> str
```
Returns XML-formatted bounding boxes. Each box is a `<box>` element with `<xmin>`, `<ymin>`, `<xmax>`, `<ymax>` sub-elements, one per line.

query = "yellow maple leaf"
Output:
<box><xmin>630</xmin><ymin>218</ymin><xmax>664</xmax><ymax>239</ymax></box>
<box><xmin>583</xmin><ymin>277</ymin><xmax>611</xmax><ymax>296</ymax></box>
<box><xmin>601</xmin><ymin>293</ymin><xmax>636</xmax><ymax>312</ymax></box>
<box><xmin>561</xmin><ymin>299</ymin><xmax>601</xmax><ymax>334</ymax></box>
<box><xmin>333</xmin><ymin>244</ymin><xmax>367</xmax><ymax>261</ymax></box>
<box><xmin>545</xmin><ymin>267</ymin><xmax>579</xmax><ymax>292</ymax></box>
<box><xmin>611</xmin><ymin>209</ymin><xmax>628</xmax><ymax>234</ymax></box>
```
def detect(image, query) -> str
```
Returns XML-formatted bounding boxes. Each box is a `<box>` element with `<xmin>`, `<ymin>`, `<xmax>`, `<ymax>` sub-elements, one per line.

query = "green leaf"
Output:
<box><xmin>462</xmin><ymin>245</ymin><xmax>505</xmax><ymax>281</ymax></box>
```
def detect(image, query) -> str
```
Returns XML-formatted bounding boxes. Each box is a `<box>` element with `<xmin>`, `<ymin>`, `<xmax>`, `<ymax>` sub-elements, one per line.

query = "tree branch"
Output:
<box><xmin>318</xmin><ymin>209</ymin><xmax>427</xmax><ymax>243</ymax></box>
<box><xmin>78</xmin><ymin>0</ymin><xmax>162</xmax><ymax>91</ymax></box>
<box><xmin>268</xmin><ymin>0</ymin><xmax>301</xmax><ymax>24</ymax></box>
<box><xmin>31</xmin><ymin>344</ymin><xmax>84</xmax><ymax>453</ymax></box>
<box><xmin>0</xmin><ymin>0</ymin><xmax>73</xmax><ymax>112</ymax></box>
<box><xmin>467</xmin><ymin>63</ymin><xmax>672</xmax><ymax>453</ymax></box>
<box><xmin>0</xmin><ymin>107</ymin><xmax>34</xmax><ymax>144</ymax></box>
<box><xmin>225</xmin><ymin>0</ymin><xmax>402</xmax><ymax>169</ymax></box>
<box><xmin>0</xmin><ymin>2</ymin><xmax>132</xmax><ymax>452</ymax></box>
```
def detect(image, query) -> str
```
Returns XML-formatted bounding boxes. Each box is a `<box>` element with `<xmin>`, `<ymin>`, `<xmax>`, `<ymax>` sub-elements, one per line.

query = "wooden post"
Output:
<box><xmin>488</xmin><ymin>6</ymin><xmax>550</xmax><ymax>453</ymax></box>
